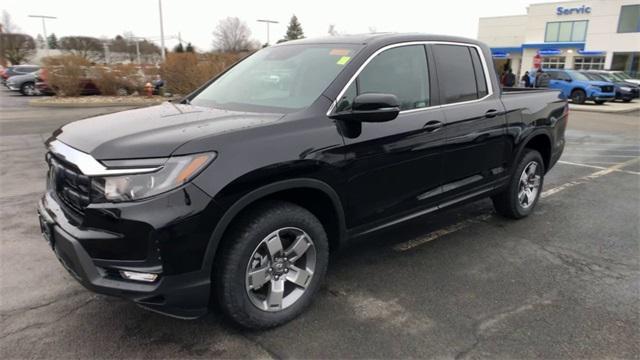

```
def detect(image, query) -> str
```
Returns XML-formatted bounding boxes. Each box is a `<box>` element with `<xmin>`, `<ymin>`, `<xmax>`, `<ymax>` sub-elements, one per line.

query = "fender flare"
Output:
<box><xmin>201</xmin><ymin>178</ymin><xmax>347</xmax><ymax>273</ymax></box>
<box><xmin>512</xmin><ymin>129</ymin><xmax>553</xmax><ymax>174</ymax></box>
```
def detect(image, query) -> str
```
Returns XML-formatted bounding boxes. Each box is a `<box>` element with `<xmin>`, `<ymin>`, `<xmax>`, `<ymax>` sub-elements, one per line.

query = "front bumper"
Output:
<box><xmin>587</xmin><ymin>90</ymin><xmax>615</xmax><ymax>101</ymax></box>
<box><xmin>7</xmin><ymin>83</ymin><xmax>19</xmax><ymax>91</ymax></box>
<box><xmin>37</xmin><ymin>184</ymin><xmax>223</xmax><ymax>319</ymax></box>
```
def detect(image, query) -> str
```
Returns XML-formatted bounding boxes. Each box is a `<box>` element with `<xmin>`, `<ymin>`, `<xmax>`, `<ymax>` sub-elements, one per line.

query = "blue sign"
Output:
<box><xmin>492</xmin><ymin>52</ymin><xmax>510</xmax><ymax>58</ymax></box>
<box><xmin>577</xmin><ymin>50</ymin><xmax>605</xmax><ymax>55</ymax></box>
<box><xmin>557</xmin><ymin>5</ymin><xmax>591</xmax><ymax>15</ymax></box>
<box><xmin>539</xmin><ymin>49</ymin><xmax>561</xmax><ymax>56</ymax></box>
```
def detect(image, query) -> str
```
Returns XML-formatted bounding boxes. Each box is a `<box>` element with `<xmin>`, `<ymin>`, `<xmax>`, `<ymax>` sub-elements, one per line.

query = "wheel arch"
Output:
<box><xmin>519</xmin><ymin>132</ymin><xmax>552</xmax><ymax>173</ymax></box>
<box><xmin>201</xmin><ymin>178</ymin><xmax>347</xmax><ymax>274</ymax></box>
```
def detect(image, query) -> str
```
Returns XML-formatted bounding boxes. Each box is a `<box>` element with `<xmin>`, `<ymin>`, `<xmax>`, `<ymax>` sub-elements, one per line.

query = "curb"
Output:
<box><xmin>29</xmin><ymin>100</ymin><xmax>164</xmax><ymax>108</ymax></box>
<box><xmin>569</xmin><ymin>107</ymin><xmax>639</xmax><ymax>114</ymax></box>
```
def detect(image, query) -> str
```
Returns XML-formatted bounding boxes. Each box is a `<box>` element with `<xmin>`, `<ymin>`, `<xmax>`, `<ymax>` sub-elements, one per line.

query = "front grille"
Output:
<box><xmin>48</xmin><ymin>155</ymin><xmax>91</xmax><ymax>213</ymax></box>
<box><xmin>600</xmin><ymin>86</ymin><xmax>614</xmax><ymax>93</ymax></box>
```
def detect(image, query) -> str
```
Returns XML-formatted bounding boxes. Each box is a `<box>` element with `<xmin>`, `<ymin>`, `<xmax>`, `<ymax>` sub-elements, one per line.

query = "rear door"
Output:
<box><xmin>336</xmin><ymin>44</ymin><xmax>447</xmax><ymax>230</ymax></box>
<box><xmin>432</xmin><ymin>43</ymin><xmax>509</xmax><ymax>200</ymax></box>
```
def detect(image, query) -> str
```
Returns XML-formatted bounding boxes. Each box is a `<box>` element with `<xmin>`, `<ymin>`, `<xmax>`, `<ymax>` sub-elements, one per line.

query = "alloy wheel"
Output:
<box><xmin>245</xmin><ymin>227</ymin><xmax>316</xmax><ymax>312</ymax></box>
<box><xmin>518</xmin><ymin>161</ymin><xmax>541</xmax><ymax>209</ymax></box>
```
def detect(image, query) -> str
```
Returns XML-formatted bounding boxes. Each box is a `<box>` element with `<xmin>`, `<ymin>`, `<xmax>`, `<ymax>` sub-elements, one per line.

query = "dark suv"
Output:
<box><xmin>38</xmin><ymin>34</ymin><xmax>567</xmax><ymax>329</ymax></box>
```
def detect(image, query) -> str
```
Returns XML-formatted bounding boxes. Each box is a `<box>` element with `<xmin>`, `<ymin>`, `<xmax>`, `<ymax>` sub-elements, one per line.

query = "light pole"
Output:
<box><xmin>28</xmin><ymin>15</ymin><xmax>56</xmax><ymax>56</ymax></box>
<box><xmin>257</xmin><ymin>19</ymin><xmax>279</xmax><ymax>46</ymax></box>
<box><xmin>158</xmin><ymin>0</ymin><xmax>166</xmax><ymax>60</ymax></box>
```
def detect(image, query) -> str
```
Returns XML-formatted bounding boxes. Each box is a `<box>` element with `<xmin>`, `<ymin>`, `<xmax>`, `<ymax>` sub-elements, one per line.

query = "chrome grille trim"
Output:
<box><xmin>48</xmin><ymin>140</ymin><xmax>162</xmax><ymax>176</ymax></box>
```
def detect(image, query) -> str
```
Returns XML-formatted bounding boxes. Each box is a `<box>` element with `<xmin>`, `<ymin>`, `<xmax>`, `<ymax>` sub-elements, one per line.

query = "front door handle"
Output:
<box><xmin>423</xmin><ymin>120</ymin><xmax>443</xmax><ymax>132</ymax></box>
<box><xmin>485</xmin><ymin>109</ymin><xmax>499</xmax><ymax>118</ymax></box>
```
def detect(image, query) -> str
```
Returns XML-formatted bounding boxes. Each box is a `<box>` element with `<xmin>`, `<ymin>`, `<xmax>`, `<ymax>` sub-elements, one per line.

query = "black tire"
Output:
<box><xmin>20</xmin><ymin>82</ymin><xmax>36</xmax><ymax>96</ymax></box>
<box><xmin>594</xmin><ymin>100</ymin><xmax>606</xmax><ymax>105</ymax></box>
<box><xmin>214</xmin><ymin>200</ymin><xmax>329</xmax><ymax>329</ymax></box>
<box><xmin>622</xmin><ymin>98</ymin><xmax>632</xmax><ymax>103</ymax></box>
<box><xmin>570</xmin><ymin>89</ymin><xmax>586</xmax><ymax>104</ymax></box>
<box><xmin>492</xmin><ymin>149</ymin><xmax>545</xmax><ymax>219</ymax></box>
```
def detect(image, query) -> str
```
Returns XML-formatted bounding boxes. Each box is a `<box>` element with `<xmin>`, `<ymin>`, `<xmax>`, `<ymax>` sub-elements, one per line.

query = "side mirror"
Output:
<box><xmin>330</xmin><ymin>93</ymin><xmax>400</xmax><ymax>123</ymax></box>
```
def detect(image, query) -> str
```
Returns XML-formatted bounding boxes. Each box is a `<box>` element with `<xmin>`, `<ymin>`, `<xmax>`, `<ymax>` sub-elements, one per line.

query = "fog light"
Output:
<box><xmin>119</xmin><ymin>270</ymin><xmax>158</xmax><ymax>282</ymax></box>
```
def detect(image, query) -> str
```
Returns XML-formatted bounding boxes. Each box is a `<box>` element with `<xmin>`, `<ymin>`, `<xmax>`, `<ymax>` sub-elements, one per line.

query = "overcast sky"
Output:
<box><xmin>3</xmin><ymin>0</ymin><xmax>560</xmax><ymax>50</ymax></box>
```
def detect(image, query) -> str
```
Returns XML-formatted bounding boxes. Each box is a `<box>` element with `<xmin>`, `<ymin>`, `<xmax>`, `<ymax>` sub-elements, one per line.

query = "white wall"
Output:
<box><xmin>478</xmin><ymin>0</ymin><xmax>640</xmax><ymax>69</ymax></box>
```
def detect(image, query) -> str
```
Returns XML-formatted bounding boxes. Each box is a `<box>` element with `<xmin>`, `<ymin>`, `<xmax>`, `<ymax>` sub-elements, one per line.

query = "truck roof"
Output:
<box><xmin>275</xmin><ymin>33</ymin><xmax>485</xmax><ymax>47</ymax></box>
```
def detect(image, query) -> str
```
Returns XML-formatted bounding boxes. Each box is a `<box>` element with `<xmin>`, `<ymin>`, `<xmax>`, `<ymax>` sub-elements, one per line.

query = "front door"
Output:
<box><xmin>333</xmin><ymin>44</ymin><xmax>447</xmax><ymax>230</ymax></box>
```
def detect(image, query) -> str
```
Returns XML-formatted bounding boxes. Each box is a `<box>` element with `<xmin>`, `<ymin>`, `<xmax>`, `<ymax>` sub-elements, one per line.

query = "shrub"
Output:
<box><xmin>93</xmin><ymin>64</ymin><xmax>144</xmax><ymax>95</ymax></box>
<box><xmin>42</xmin><ymin>55</ymin><xmax>91</xmax><ymax>96</ymax></box>
<box><xmin>160</xmin><ymin>52</ymin><xmax>246</xmax><ymax>95</ymax></box>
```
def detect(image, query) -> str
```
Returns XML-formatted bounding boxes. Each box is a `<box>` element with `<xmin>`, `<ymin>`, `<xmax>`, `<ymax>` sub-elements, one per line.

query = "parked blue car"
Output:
<box><xmin>544</xmin><ymin>69</ymin><xmax>615</xmax><ymax>105</ymax></box>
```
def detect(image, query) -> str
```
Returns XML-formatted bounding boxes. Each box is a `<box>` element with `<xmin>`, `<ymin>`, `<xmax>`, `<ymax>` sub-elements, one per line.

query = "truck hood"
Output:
<box><xmin>53</xmin><ymin>102</ymin><xmax>284</xmax><ymax>160</ymax></box>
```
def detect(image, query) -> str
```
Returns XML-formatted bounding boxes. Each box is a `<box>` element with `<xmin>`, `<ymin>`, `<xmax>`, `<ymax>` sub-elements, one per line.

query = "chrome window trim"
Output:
<box><xmin>326</xmin><ymin>41</ymin><xmax>495</xmax><ymax>116</ymax></box>
<box><xmin>48</xmin><ymin>140</ymin><xmax>162</xmax><ymax>176</ymax></box>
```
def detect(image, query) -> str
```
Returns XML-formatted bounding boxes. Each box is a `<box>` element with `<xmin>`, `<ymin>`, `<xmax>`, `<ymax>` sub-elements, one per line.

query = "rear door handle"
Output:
<box><xmin>485</xmin><ymin>109</ymin><xmax>499</xmax><ymax>118</ymax></box>
<box><xmin>423</xmin><ymin>120</ymin><xmax>443</xmax><ymax>132</ymax></box>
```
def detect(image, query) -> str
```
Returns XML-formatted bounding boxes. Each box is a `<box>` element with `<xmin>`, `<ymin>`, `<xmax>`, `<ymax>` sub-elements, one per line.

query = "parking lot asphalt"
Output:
<box><xmin>1</xmin><ymin>89</ymin><xmax>639</xmax><ymax>359</ymax></box>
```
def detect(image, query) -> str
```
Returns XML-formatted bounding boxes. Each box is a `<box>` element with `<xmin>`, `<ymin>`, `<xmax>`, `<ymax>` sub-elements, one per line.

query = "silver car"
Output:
<box><xmin>6</xmin><ymin>72</ymin><xmax>39</xmax><ymax>96</ymax></box>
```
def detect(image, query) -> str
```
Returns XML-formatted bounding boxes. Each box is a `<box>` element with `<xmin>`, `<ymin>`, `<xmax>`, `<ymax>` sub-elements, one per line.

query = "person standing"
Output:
<box><xmin>521</xmin><ymin>71</ymin><xmax>532</xmax><ymax>88</ymax></box>
<box><xmin>535</xmin><ymin>68</ymin><xmax>550</xmax><ymax>88</ymax></box>
<box><xmin>504</xmin><ymin>68</ymin><xmax>516</xmax><ymax>87</ymax></box>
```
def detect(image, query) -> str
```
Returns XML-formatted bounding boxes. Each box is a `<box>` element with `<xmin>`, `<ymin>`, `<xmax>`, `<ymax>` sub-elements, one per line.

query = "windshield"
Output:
<box><xmin>583</xmin><ymin>72</ymin><xmax>607</xmax><ymax>81</ymax></box>
<box><xmin>568</xmin><ymin>71</ymin><xmax>591</xmax><ymax>81</ymax></box>
<box><xmin>612</xmin><ymin>72</ymin><xmax>631</xmax><ymax>81</ymax></box>
<box><xmin>191</xmin><ymin>44</ymin><xmax>362</xmax><ymax>113</ymax></box>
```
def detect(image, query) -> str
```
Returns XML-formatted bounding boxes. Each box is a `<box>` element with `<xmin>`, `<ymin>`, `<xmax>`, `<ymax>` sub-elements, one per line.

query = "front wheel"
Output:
<box><xmin>492</xmin><ymin>149</ymin><xmax>545</xmax><ymax>219</ymax></box>
<box><xmin>570</xmin><ymin>89</ymin><xmax>586</xmax><ymax>104</ymax></box>
<box><xmin>214</xmin><ymin>200</ymin><xmax>329</xmax><ymax>329</ymax></box>
<box><xmin>20</xmin><ymin>82</ymin><xmax>37</xmax><ymax>96</ymax></box>
<box><xmin>594</xmin><ymin>100</ymin><xmax>606</xmax><ymax>105</ymax></box>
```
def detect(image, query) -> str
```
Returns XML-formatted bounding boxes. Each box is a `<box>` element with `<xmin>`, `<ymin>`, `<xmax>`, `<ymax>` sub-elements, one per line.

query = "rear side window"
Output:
<box><xmin>337</xmin><ymin>45</ymin><xmax>430</xmax><ymax>112</ymax></box>
<box><xmin>433</xmin><ymin>44</ymin><xmax>489</xmax><ymax>104</ymax></box>
<box><xmin>469</xmin><ymin>48</ymin><xmax>488</xmax><ymax>98</ymax></box>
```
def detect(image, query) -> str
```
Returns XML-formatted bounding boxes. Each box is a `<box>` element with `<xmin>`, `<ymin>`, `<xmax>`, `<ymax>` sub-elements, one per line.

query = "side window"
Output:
<box><xmin>336</xmin><ymin>45</ymin><xmax>430</xmax><ymax>112</ymax></box>
<box><xmin>469</xmin><ymin>48</ymin><xmax>488</xmax><ymax>98</ymax></box>
<box><xmin>433</xmin><ymin>44</ymin><xmax>486</xmax><ymax>104</ymax></box>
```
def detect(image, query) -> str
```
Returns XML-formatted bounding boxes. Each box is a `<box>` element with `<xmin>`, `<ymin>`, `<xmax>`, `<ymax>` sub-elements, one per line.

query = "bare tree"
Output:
<box><xmin>60</xmin><ymin>36</ymin><xmax>104</xmax><ymax>61</ymax></box>
<box><xmin>213</xmin><ymin>17</ymin><xmax>254</xmax><ymax>52</ymax></box>
<box><xmin>0</xmin><ymin>33</ymin><xmax>35</xmax><ymax>64</ymax></box>
<box><xmin>1</xmin><ymin>10</ymin><xmax>21</xmax><ymax>33</ymax></box>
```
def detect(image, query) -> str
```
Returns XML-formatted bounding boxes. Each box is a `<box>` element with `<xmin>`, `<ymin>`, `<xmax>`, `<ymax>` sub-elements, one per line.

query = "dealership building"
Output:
<box><xmin>478</xmin><ymin>0</ymin><xmax>639</xmax><ymax>78</ymax></box>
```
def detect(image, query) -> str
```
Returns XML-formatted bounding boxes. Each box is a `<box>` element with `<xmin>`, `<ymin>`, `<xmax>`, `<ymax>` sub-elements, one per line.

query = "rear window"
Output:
<box><xmin>433</xmin><ymin>44</ymin><xmax>488</xmax><ymax>104</ymax></box>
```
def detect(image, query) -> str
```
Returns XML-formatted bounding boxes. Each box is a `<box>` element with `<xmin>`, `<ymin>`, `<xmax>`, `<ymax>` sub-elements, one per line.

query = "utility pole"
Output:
<box><xmin>28</xmin><ymin>15</ymin><xmax>56</xmax><ymax>56</ymax></box>
<box><xmin>158</xmin><ymin>0</ymin><xmax>166</xmax><ymax>60</ymax></box>
<box><xmin>257</xmin><ymin>19</ymin><xmax>279</xmax><ymax>46</ymax></box>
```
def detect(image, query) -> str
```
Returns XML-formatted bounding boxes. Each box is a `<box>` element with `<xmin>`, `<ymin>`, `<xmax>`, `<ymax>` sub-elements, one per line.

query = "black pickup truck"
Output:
<box><xmin>38</xmin><ymin>33</ymin><xmax>567</xmax><ymax>329</ymax></box>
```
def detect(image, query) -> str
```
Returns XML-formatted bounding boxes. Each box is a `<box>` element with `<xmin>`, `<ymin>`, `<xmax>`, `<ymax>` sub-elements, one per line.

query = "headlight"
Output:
<box><xmin>589</xmin><ymin>85</ymin><xmax>601</xmax><ymax>91</ymax></box>
<box><xmin>91</xmin><ymin>152</ymin><xmax>216</xmax><ymax>202</ymax></box>
<box><xmin>620</xmin><ymin>86</ymin><xmax>632</xmax><ymax>92</ymax></box>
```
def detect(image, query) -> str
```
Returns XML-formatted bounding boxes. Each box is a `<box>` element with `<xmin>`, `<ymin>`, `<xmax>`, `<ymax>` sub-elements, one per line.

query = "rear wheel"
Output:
<box><xmin>570</xmin><ymin>89</ymin><xmax>586</xmax><ymax>104</ymax></box>
<box><xmin>20</xmin><ymin>82</ymin><xmax>36</xmax><ymax>96</ymax></box>
<box><xmin>492</xmin><ymin>149</ymin><xmax>545</xmax><ymax>219</ymax></box>
<box><xmin>622</xmin><ymin>98</ymin><xmax>632</xmax><ymax>103</ymax></box>
<box><xmin>214</xmin><ymin>200</ymin><xmax>329</xmax><ymax>329</ymax></box>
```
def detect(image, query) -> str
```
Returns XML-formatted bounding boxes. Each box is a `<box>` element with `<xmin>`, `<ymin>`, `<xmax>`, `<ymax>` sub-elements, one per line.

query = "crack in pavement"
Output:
<box><xmin>0</xmin><ymin>290</ymin><xmax>86</xmax><ymax>320</ymax></box>
<box><xmin>522</xmin><ymin>238</ymin><xmax>638</xmax><ymax>281</ymax></box>
<box><xmin>454</xmin><ymin>297</ymin><xmax>555</xmax><ymax>360</ymax></box>
<box><xmin>0</xmin><ymin>296</ymin><xmax>97</xmax><ymax>340</ymax></box>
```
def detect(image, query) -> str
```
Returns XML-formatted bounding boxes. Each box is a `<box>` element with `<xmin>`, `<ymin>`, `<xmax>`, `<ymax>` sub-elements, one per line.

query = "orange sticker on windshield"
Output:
<box><xmin>330</xmin><ymin>49</ymin><xmax>351</xmax><ymax>56</ymax></box>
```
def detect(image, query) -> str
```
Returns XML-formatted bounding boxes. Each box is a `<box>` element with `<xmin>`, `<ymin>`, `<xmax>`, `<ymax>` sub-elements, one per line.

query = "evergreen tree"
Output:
<box><xmin>283</xmin><ymin>15</ymin><xmax>304</xmax><ymax>42</ymax></box>
<box><xmin>47</xmin><ymin>33</ymin><xmax>58</xmax><ymax>49</ymax></box>
<box><xmin>173</xmin><ymin>43</ymin><xmax>184</xmax><ymax>53</ymax></box>
<box><xmin>185</xmin><ymin>42</ymin><xmax>194</xmax><ymax>52</ymax></box>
